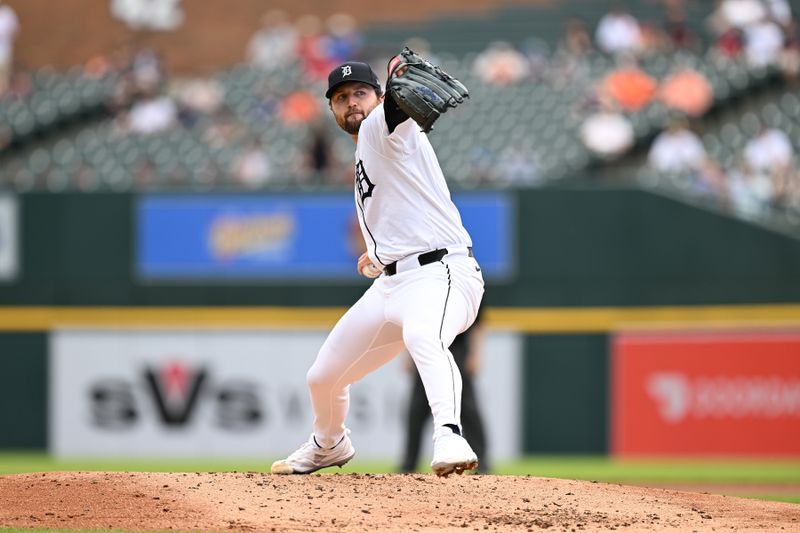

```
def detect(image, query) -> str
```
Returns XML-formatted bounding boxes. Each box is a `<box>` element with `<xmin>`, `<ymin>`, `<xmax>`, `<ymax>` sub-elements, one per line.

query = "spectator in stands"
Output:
<box><xmin>743</xmin><ymin>123</ymin><xmax>794</xmax><ymax>177</ymax></box>
<box><xmin>468</xmin><ymin>146</ymin><xmax>496</xmax><ymax>183</ymax></box>
<box><xmin>764</xmin><ymin>0</ymin><xmax>793</xmax><ymax>27</ymax></box>
<box><xmin>728</xmin><ymin>162</ymin><xmax>775</xmax><ymax>217</ymax></box>
<box><xmin>472</xmin><ymin>41</ymin><xmax>529</xmax><ymax>86</ymax></box>
<box><xmin>232</xmin><ymin>140</ymin><xmax>272</xmax><ymax>188</ymax></box>
<box><xmin>128</xmin><ymin>91</ymin><xmax>177</xmax><ymax>135</ymax></box>
<box><xmin>638</xmin><ymin>20</ymin><xmax>671</xmax><ymax>54</ymax></box>
<box><xmin>203</xmin><ymin>110</ymin><xmax>244</xmax><ymax>149</ymax></box>
<box><xmin>662</xmin><ymin>0</ymin><xmax>701</xmax><ymax>51</ymax></box>
<box><xmin>712</xmin><ymin>26</ymin><xmax>744</xmax><ymax>62</ymax></box>
<box><xmin>0</xmin><ymin>0</ymin><xmax>19</xmax><ymax>96</ymax></box>
<box><xmin>131</xmin><ymin>47</ymin><xmax>166</xmax><ymax>95</ymax></box>
<box><xmin>658</xmin><ymin>67</ymin><xmax>713</xmax><ymax>117</ymax></box>
<box><xmin>600</xmin><ymin>56</ymin><xmax>657</xmax><ymax>112</ymax></box>
<box><xmin>647</xmin><ymin>116</ymin><xmax>707</xmax><ymax>174</ymax></box>
<box><xmin>105</xmin><ymin>44</ymin><xmax>138</xmax><ymax>114</ymax></box>
<box><xmin>595</xmin><ymin>5</ymin><xmax>643</xmax><ymax>56</ymax></box>
<box><xmin>300</xmin><ymin>120</ymin><xmax>334</xmax><ymax>184</ymax></box>
<box><xmin>325</xmin><ymin>13</ymin><xmax>363</xmax><ymax>64</ymax></box>
<box><xmin>174</xmin><ymin>78</ymin><xmax>222</xmax><ymax>126</ymax></box>
<box><xmin>695</xmin><ymin>158</ymin><xmax>729</xmax><ymax>198</ymax></box>
<box><xmin>552</xmin><ymin>17</ymin><xmax>592</xmax><ymax>86</ymax></box>
<box><xmin>519</xmin><ymin>36</ymin><xmax>550</xmax><ymax>81</ymax></box>
<box><xmin>296</xmin><ymin>15</ymin><xmax>335</xmax><ymax>81</ymax></box>
<box><xmin>648</xmin><ymin>116</ymin><xmax>728</xmax><ymax>197</ymax></box>
<box><xmin>780</xmin><ymin>19</ymin><xmax>800</xmax><ymax>84</ymax></box>
<box><xmin>706</xmin><ymin>0</ymin><xmax>760</xmax><ymax>64</ymax></box>
<box><xmin>559</xmin><ymin>17</ymin><xmax>593</xmax><ymax>58</ymax></box>
<box><xmin>251</xmin><ymin>84</ymin><xmax>280</xmax><ymax>124</ymax></box>
<box><xmin>247</xmin><ymin>10</ymin><xmax>299</xmax><ymax>70</ymax></box>
<box><xmin>579</xmin><ymin>100</ymin><xmax>634</xmax><ymax>159</ymax></box>
<box><xmin>714</xmin><ymin>0</ymin><xmax>767</xmax><ymax>31</ymax></box>
<box><xmin>744</xmin><ymin>15</ymin><xmax>785</xmax><ymax>67</ymax></box>
<box><xmin>496</xmin><ymin>144</ymin><xmax>543</xmax><ymax>185</ymax></box>
<box><xmin>278</xmin><ymin>90</ymin><xmax>320</xmax><ymax>125</ymax></box>
<box><xmin>109</xmin><ymin>75</ymin><xmax>135</xmax><ymax>115</ymax></box>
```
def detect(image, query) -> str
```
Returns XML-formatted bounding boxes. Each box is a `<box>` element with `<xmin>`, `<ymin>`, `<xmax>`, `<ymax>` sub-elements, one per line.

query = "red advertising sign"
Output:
<box><xmin>611</xmin><ymin>330</ymin><xmax>800</xmax><ymax>456</ymax></box>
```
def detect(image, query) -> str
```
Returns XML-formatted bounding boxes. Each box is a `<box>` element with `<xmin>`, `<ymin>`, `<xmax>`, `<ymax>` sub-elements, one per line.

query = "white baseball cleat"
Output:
<box><xmin>271</xmin><ymin>430</ymin><xmax>355</xmax><ymax>475</ymax></box>
<box><xmin>431</xmin><ymin>432</ymin><xmax>479</xmax><ymax>477</ymax></box>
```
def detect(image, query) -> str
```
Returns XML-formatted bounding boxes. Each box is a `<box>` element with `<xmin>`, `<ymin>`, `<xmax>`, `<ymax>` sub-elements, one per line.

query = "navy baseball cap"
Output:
<box><xmin>325</xmin><ymin>61</ymin><xmax>381</xmax><ymax>99</ymax></box>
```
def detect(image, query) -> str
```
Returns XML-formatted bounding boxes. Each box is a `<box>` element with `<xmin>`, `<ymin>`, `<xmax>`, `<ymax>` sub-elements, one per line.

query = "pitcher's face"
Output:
<box><xmin>329</xmin><ymin>82</ymin><xmax>382</xmax><ymax>135</ymax></box>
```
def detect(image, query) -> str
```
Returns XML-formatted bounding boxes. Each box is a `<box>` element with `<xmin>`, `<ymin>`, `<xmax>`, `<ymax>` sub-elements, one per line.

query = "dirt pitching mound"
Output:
<box><xmin>1</xmin><ymin>472</ymin><xmax>797</xmax><ymax>532</ymax></box>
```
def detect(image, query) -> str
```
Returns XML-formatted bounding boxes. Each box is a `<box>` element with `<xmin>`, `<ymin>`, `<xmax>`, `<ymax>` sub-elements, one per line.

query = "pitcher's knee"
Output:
<box><xmin>306</xmin><ymin>363</ymin><xmax>334</xmax><ymax>393</ymax></box>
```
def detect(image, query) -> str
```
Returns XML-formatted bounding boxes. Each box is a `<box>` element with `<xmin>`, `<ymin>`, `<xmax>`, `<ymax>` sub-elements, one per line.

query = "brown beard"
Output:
<box><xmin>337</xmin><ymin>111</ymin><xmax>365</xmax><ymax>135</ymax></box>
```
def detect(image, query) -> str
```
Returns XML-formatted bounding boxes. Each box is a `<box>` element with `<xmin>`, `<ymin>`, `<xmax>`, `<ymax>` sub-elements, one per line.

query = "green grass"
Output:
<box><xmin>0</xmin><ymin>452</ymin><xmax>277</xmax><ymax>475</ymax></box>
<box><xmin>751</xmin><ymin>495</ymin><xmax>800</xmax><ymax>504</ymax></box>
<box><xmin>2</xmin><ymin>452</ymin><xmax>800</xmax><ymax>482</ymax></box>
<box><xmin>493</xmin><ymin>456</ymin><xmax>800</xmax><ymax>484</ymax></box>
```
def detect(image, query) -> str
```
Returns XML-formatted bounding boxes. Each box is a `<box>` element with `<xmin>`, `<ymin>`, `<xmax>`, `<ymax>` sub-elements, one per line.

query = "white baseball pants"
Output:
<box><xmin>306</xmin><ymin>247</ymin><xmax>484</xmax><ymax>447</ymax></box>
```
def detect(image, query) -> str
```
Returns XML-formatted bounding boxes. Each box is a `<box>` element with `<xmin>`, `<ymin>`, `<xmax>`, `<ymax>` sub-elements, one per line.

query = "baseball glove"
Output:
<box><xmin>386</xmin><ymin>48</ymin><xmax>469</xmax><ymax>133</ymax></box>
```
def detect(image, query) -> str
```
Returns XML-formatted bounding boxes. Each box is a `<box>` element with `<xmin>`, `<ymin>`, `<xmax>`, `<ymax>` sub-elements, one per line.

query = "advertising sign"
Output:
<box><xmin>611</xmin><ymin>330</ymin><xmax>800</xmax><ymax>456</ymax></box>
<box><xmin>50</xmin><ymin>329</ymin><xmax>521</xmax><ymax>461</ymax></box>
<box><xmin>0</xmin><ymin>195</ymin><xmax>19</xmax><ymax>281</ymax></box>
<box><xmin>136</xmin><ymin>193</ymin><xmax>513</xmax><ymax>281</ymax></box>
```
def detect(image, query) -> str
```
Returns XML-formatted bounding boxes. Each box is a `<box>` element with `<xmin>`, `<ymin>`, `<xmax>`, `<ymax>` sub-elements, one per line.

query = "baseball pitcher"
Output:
<box><xmin>271</xmin><ymin>49</ymin><xmax>484</xmax><ymax>477</ymax></box>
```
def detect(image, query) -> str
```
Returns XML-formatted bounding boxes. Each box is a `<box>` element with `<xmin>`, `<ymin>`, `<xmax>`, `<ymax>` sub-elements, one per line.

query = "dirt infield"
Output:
<box><xmin>0</xmin><ymin>472</ymin><xmax>798</xmax><ymax>532</ymax></box>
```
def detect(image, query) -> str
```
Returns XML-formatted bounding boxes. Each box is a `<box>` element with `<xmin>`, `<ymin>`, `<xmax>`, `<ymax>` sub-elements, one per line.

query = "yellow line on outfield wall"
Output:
<box><xmin>1</xmin><ymin>305</ymin><xmax>800</xmax><ymax>333</ymax></box>
<box><xmin>0</xmin><ymin>307</ymin><xmax>344</xmax><ymax>331</ymax></box>
<box><xmin>488</xmin><ymin>305</ymin><xmax>800</xmax><ymax>332</ymax></box>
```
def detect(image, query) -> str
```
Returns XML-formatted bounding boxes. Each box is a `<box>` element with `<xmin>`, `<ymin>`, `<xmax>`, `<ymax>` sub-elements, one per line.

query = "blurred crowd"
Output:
<box><xmin>0</xmin><ymin>7</ymin><xmax>369</xmax><ymax>189</ymax></box>
<box><xmin>0</xmin><ymin>0</ymin><xmax>798</xmax><ymax>224</ymax></box>
<box><xmin>100</xmin><ymin>10</ymin><xmax>365</xmax><ymax>189</ymax></box>
<box><xmin>647</xmin><ymin>114</ymin><xmax>798</xmax><ymax>219</ymax></box>
<box><xmin>636</xmin><ymin>0</ymin><xmax>800</xmax><ymax>221</ymax></box>
<box><xmin>247</xmin><ymin>10</ymin><xmax>364</xmax><ymax>81</ymax></box>
<box><xmin>456</xmin><ymin>0</ymin><xmax>799</xmax><ymax>220</ymax></box>
<box><xmin>570</xmin><ymin>0</ymin><xmax>797</xmax><ymax>151</ymax></box>
<box><xmin>469</xmin><ymin>0</ymin><xmax>798</xmax><ymax>87</ymax></box>
<box><xmin>564</xmin><ymin>0</ymin><xmax>799</xmax><ymax>221</ymax></box>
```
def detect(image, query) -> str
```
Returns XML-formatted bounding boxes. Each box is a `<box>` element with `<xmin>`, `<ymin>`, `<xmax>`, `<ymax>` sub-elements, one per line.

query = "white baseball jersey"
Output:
<box><xmin>354</xmin><ymin>103</ymin><xmax>472</xmax><ymax>268</ymax></box>
<box><xmin>300</xmin><ymin>98</ymin><xmax>484</xmax><ymax>461</ymax></box>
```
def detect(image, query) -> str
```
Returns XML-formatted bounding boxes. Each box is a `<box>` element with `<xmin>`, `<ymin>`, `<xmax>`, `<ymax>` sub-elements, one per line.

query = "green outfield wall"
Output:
<box><xmin>1</xmin><ymin>188</ymin><xmax>799</xmax><ymax>453</ymax></box>
<box><xmin>1</xmin><ymin>189</ymin><xmax>799</xmax><ymax>307</ymax></box>
<box><xmin>0</xmin><ymin>334</ymin><xmax>47</xmax><ymax>448</ymax></box>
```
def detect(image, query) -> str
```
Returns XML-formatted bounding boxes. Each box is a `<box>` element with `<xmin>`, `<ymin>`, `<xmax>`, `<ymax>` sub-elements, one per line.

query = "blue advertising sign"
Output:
<box><xmin>136</xmin><ymin>193</ymin><xmax>512</xmax><ymax>281</ymax></box>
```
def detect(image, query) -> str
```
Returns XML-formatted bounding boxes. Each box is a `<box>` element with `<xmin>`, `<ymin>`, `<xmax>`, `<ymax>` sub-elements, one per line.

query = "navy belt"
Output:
<box><xmin>384</xmin><ymin>247</ymin><xmax>473</xmax><ymax>276</ymax></box>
